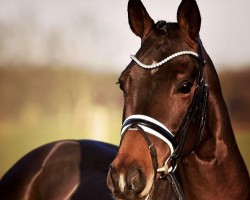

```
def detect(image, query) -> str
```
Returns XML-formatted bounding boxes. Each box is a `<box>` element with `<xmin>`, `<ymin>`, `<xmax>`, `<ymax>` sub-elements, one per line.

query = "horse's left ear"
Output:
<box><xmin>128</xmin><ymin>0</ymin><xmax>154</xmax><ymax>39</ymax></box>
<box><xmin>177</xmin><ymin>0</ymin><xmax>201</xmax><ymax>42</ymax></box>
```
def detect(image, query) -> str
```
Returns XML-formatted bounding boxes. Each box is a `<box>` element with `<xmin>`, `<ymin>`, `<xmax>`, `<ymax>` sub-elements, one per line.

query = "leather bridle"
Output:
<box><xmin>119</xmin><ymin>39</ymin><xmax>209</xmax><ymax>200</ymax></box>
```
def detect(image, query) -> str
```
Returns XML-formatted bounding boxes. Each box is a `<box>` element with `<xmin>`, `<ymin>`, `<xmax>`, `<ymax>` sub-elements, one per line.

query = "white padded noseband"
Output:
<box><xmin>130</xmin><ymin>51</ymin><xmax>199</xmax><ymax>69</ymax></box>
<box><xmin>121</xmin><ymin>115</ymin><xmax>175</xmax><ymax>155</ymax></box>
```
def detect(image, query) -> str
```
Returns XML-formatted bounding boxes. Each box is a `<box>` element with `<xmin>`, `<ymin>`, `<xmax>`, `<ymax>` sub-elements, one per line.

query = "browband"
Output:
<box><xmin>130</xmin><ymin>51</ymin><xmax>199</xmax><ymax>69</ymax></box>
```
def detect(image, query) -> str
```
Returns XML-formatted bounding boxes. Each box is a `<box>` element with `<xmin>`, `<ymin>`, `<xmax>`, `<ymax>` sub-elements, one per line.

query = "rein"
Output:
<box><xmin>120</xmin><ymin>40</ymin><xmax>209</xmax><ymax>200</ymax></box>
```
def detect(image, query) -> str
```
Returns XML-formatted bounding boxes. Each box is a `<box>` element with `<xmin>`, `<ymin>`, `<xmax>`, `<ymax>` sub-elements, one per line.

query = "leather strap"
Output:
<box><xmin>120</xmin><ymin>123</ymin><xmax>159</xmax><ymax>180</ymax></box>
<box><xmin>167</xmin><ymin>172</ymin><xmax>185</xmax><ymax>200</ymax></box>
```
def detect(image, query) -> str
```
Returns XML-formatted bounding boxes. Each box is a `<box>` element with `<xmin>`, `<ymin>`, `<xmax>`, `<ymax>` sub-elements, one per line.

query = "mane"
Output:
<box><xmin>155</xmin><ymin>21</ymin><xmax>179</xmax><ymax>34</ymax></box>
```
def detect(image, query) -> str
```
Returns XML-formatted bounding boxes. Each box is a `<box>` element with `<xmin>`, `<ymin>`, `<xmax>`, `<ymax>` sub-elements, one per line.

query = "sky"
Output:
<box><xmin>0</xmin><ymin>0</ymin><xmax>249</xmax><ymax>72</ymax></box>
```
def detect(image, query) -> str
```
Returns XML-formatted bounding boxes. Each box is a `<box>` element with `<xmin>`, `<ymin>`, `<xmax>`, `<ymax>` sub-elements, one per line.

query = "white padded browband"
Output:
<box><xmin>130</xmin><ymin>51</ymin><xmax>199</xmax><ymax>69</ymax></box>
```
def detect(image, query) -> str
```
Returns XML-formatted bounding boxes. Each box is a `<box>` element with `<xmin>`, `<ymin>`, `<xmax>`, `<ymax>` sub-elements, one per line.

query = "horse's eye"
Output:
<box><xmin>179</xmin><ymin>82</ymin><xmax>193</xmax><ymax>94</ymax></box>
<box><xmin>116</xmin><ymin>81</ymin><xmax>124</xmax><ymax>91</ymax></box>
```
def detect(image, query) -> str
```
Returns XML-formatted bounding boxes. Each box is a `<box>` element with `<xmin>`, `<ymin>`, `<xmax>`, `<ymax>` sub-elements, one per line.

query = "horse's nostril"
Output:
<box><xmin>107</xmin><ymin>165</ymin><xmax>146</xmax><ymax>199</ymax></box>
<box><xmin>126</xmin><ymin>168</ymin><xmax>145</xmax><ymax>193</ymax></box>
<box><xmin>127</xmin><ymin>184</ymin><xmax>133</xmax><ymax>190</ymax></box>
<box><xmin>107</xmin><ymin>164</ymin><xmax>118</xmax><ymax>192</ymax></box>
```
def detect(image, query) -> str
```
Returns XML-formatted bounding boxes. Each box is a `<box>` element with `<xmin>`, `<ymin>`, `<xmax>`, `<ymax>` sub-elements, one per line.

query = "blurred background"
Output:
<box><xmin>0</xmin><ymin>0</ymin><xmax>249</xmax><ymax>177</ymax></box>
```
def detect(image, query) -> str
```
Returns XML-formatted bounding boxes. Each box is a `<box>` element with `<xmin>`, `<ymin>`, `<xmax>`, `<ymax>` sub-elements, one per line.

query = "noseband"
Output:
<box><xmin>120</xmin><ymin>40</ymin><xmax>209</xmax><ymax>200</ymax></box>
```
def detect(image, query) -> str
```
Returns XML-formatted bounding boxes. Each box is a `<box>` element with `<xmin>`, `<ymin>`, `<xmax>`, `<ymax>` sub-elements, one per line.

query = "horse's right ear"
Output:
<box><xmin>128</xmin><ymin>0</ymin><xmax>154</xmax><ymax>39</ymax></box>
<box><xmin>177</xmin><ymin>0</ymin><xmax>201</xmax><ymax>42</ymax></box>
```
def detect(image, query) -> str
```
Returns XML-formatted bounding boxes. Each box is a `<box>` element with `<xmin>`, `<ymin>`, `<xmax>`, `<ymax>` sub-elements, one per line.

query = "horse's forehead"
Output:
<box><xmin>139</xmin><ymin>24</ymin><xmax>186</xmax><ymax>58</ymax></box>
<box><xmin>120</xmin><ymin>22</ymin><xmax>194</xmax><ymax>80</ymax></box>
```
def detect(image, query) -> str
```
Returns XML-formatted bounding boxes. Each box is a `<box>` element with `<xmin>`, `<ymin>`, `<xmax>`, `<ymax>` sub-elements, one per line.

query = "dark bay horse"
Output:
<box><xmin>1</xmin><ymin>0</ymin><xmax>250</xmax><ymax>200</ymax></box>
<box><xmin>0</xmin><ymin>140</ymin><xmax>117</xmax><ymax>199</ymax></box>
<box><xmin>107</xmin><ymin>0</ymin><xmax>250</xmax><ymax>199</ymax></box>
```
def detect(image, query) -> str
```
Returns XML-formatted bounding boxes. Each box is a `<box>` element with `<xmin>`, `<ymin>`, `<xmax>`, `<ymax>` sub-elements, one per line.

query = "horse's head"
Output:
<box><xmin>107</xmin><ymin>0</ymin><xmax>207</xmax><ymax>199</ymax></box>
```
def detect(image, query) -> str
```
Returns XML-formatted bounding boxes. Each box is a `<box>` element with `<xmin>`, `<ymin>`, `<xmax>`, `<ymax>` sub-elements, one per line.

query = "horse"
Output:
<box><xmin>0</xmin><ymin>140</ymin><xmax>117</xmax><ymax>199</ymax></box>
<box><xmin>107</xmin><ymin>0</ymin><xmax>250</xmax><ymax>199</ymax></box>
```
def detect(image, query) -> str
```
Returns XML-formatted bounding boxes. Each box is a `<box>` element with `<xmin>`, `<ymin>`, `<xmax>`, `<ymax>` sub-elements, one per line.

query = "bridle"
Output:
<box><xmin>119</xmin><ymin>39</ymin><xmax>209</xmax><ymax>200</ymax></box>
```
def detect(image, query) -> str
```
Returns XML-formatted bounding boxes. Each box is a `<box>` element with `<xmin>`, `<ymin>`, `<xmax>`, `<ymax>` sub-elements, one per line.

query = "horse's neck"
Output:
<box><xmin>179</xmin><ymin>53</ymin><xmax>250</xmax><ymax>199</ymax></box>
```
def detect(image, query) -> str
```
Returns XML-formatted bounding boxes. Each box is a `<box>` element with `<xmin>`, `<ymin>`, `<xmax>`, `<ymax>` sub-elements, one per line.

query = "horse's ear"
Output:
<box><xmin>177</xmin><ymin>0</ymin><xmax>201</xmax><ymax>42</ymax></box>
<box><xmin>128</xmin><ymin>0</ymin><xmax>154</xmax><ymax>39</ymax></box>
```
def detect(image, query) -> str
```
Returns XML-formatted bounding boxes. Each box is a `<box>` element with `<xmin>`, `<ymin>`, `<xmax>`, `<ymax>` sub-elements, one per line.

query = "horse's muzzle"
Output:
<box><xmin>107</xmin><ymin>164</ymin><xmax>147</xmax><ymax>200</ymax></box>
